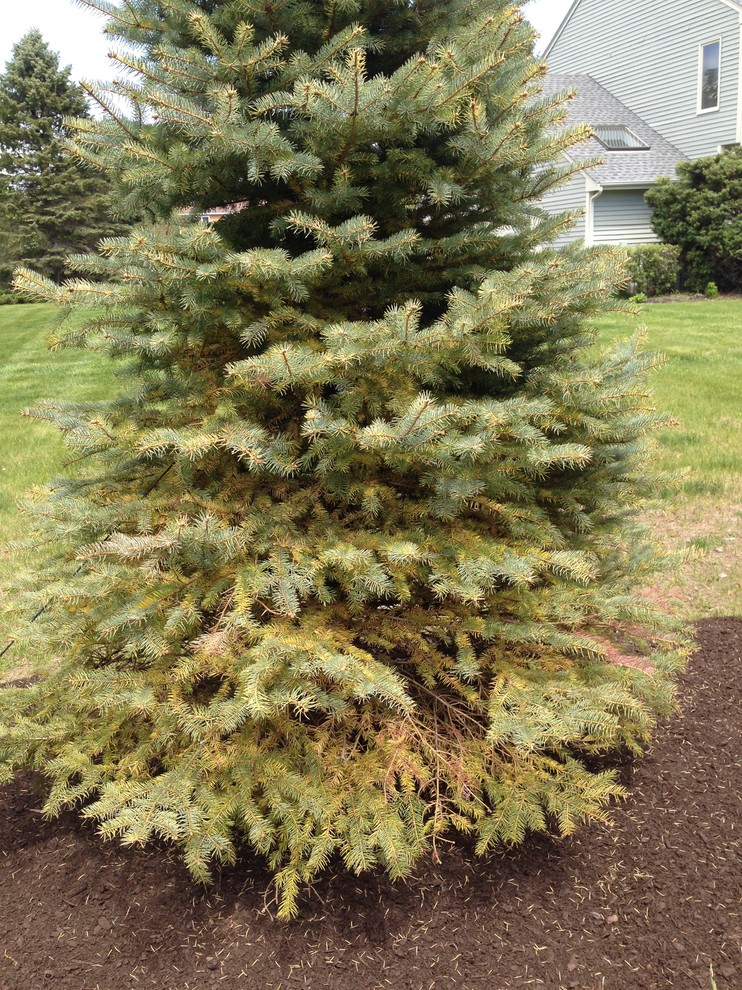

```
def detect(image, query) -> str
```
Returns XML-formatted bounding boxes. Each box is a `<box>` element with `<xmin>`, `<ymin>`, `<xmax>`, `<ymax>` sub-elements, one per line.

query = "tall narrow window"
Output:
<box><xmin>699</xmin><ymin>40</ymin><xmax>721</xmax><ymax>112</ymax></box>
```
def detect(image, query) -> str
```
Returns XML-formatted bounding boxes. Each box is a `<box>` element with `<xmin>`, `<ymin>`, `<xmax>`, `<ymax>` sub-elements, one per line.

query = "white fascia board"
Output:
<box><xmin>601</xmin><ymin>181</ymin><xmax>656</xmax><ymax>188</ymax></box>
<box><xmin>599</xmin><ymin>180</ymin><xmax>669</xmax><ymax>189</ymax></box>
<box><xmin>542</xmin><ymin>0</ymin><xmax>582</xmax><ymax>60</ymax></box>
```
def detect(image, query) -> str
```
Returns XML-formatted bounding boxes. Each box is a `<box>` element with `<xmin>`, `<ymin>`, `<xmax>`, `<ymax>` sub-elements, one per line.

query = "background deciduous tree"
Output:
<box><xmin>1</xmin><ymin>0</ymin><xmax>683</xmax><ymax>917</ymax></box>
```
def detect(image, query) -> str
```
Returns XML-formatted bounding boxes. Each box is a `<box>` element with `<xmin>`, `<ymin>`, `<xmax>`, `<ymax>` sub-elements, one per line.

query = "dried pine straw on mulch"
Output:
<box><xmin>0</xmin><ymin>617</ymin><xmax>740</xmax><ymax>990</ymax></box>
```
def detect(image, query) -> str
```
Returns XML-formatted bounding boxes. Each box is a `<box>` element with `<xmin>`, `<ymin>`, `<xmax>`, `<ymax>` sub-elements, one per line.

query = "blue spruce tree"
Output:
<box><xmin>1</xmin><ymin>0</ymin><xmax>683</xmax><ymax>916</ymax></box>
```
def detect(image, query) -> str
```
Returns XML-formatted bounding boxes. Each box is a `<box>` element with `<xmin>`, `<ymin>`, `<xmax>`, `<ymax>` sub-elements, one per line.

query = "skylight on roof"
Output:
<box><xmin>593</xmin><ymin>125</ymin><xmax>649</xmax><ymax>151</ymax></box>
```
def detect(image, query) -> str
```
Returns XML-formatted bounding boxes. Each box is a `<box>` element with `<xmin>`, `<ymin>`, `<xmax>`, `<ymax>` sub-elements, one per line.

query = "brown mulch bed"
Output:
<box><xmin>0</xmin><ymin>618</ymin><xmax>740</xmax><ymax>990</ymax></box>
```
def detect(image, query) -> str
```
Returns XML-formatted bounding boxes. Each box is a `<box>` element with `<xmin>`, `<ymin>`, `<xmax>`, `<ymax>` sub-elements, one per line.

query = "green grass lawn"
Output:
<box><xmin>596</xmin><ymin>297</ymin><xmax>742</xmax><ymax>497</ymax></box>
<box><xmin>0</xmin><ymin>298</ymin><xmax>740</xmax><ymax>675</ymax></box>
<box><xmin>0</xmin><ymin>304</ymin><xmax>116</xmax><ymax>668</ymax></box>
<box><xmin>597</xmin><ymin>297</ymin><xmax>742</xmax><ymax>618</ymax></box>
<box><xmin>0</xmin><ymin>304</ymin><xmax>115</xmax><ymax>536</ymax></box>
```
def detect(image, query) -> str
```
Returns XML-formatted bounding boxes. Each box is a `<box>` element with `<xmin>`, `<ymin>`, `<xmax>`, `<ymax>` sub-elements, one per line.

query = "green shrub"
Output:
<box><xmin>626</xmin><ymin>244</ymin><xmax>680</xmax><ymax>297</ymax></box>
<box><xmin>0</xmin><ymin>290</ymin><xmax>31</xmax><ymax>305</ymax></box>
<box><xmin>705</xmin><ymin>281</ymin><xmax>719</xmax><ymax>298</ymax></box>
<box><xmin>629</xmin><ymin>292</ymin><xmax>647</xmax><ymax>304</ymax></box>
<box><xmin>646</xmin><ymin>149</ymin><xmax>742</xmax><ymax>292</ymax></box>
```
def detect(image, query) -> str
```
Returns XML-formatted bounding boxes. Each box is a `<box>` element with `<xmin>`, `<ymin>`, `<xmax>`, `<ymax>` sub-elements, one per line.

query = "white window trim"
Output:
<box><xmin>698</xmin><ymin>38</ymin><xmax>722</xmax><ymax>115</ymax></box>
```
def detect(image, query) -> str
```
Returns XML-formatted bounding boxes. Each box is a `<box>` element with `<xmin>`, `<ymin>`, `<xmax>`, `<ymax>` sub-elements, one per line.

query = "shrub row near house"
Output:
<box><xmin>647</xmin><ymin>148</ymin><xmax>742</xmax><ymax>293</ymax></box>
<box><xmin>626</xmin><ymin>244</ymin><xmax>681</xmax><ymax>298</ymax></box>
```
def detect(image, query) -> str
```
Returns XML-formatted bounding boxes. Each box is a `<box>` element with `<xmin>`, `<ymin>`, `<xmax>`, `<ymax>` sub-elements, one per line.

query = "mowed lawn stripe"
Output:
<box><xmin>596</xmin><ymin>298</ymin><xmax>742</xmax><ymax>495</ymax></box>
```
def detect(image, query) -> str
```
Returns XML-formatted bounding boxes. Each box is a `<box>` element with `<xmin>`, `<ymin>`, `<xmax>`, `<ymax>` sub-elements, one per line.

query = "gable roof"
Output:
<box><xmin>542</xmin><ymin>73</ymin><xmax>686</xmax><ymax>186</ymax></box>
<box><xmin>544</xmin><ymin>0</ymin><xmax>742</xmax><ymax>60</ymax></box>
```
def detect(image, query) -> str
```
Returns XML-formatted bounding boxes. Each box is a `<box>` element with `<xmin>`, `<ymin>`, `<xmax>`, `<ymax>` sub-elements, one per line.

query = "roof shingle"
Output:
<box><xmin>542</xmin><ymin>72</ymin><xmax>686</xmax><ymax>186</ymax></box>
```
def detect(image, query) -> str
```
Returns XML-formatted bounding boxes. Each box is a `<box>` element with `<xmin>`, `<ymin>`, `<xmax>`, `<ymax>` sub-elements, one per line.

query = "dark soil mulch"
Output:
<box><xmin>0</xmin><ymin>618</ymin><xmax>740</xmax><ymax>990</ymax></box>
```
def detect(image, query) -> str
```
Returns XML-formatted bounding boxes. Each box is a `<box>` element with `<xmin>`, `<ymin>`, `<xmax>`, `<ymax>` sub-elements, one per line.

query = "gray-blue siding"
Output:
<box><xmin>540</xmin><ymin>170</ymin><xmax>587</xmax><ymax>247</ymax></box>
<box><xmin>593</xmin><ymin>188</ymin><xmax>659</xmax><ymax>245</ymax></box>
<box><xmin>547</xmin><ymin>0</ymin><xmax>741</xmax><ymax>159</ymax></box>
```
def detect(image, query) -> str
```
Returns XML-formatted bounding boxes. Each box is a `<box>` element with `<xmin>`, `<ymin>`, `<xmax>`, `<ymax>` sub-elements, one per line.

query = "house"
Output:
<box><xmin>193</xmin><ymin>203</ymin><xmax>250</xmax><ymax>225</ymax></box>
<box><xmin>540</xmin><ymin>73</ymin><xmax>685</xmax><ymax>247</ymax></box>
<box><xmin>540</xmin><ymin>0</ymin><xmax>742</xmax><ymax>246</ymax></box>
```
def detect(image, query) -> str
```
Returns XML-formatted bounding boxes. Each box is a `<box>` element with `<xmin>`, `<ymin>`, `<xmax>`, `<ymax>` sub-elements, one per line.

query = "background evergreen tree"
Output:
<box><xmin>1</xmin><ymin>0</ymin><xmax>683</xmax><ymax>916</ymax></box>
<box><xmin>0</xmin><ymin>30</ymin><xmax>125</xmax><ymax>287</ymax></box>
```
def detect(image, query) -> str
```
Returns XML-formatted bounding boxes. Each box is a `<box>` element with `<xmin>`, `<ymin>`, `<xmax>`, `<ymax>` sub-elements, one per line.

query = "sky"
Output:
<box><xmin>0</xmin><ymin>0</ymin><xmax>572</xmax><ymax>84</ymax></box>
